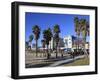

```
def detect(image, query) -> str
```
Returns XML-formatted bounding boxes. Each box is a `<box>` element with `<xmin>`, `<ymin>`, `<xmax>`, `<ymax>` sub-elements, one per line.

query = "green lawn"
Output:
<box><xmin>64</xmin><ymin>57</ymin><xmax>89</xmax><ymax>66</ymax></box>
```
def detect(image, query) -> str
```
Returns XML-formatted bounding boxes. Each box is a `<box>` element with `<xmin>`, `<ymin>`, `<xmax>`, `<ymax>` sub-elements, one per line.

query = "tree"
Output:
<box><xmin>43</xmin><ymin>28</ymin><xmax>52</xmax><ymax>59</ymax></box>
<box><xmin>80</xmin><ymin>19</ymin><xmax>89</xmax><ymax>56</ymax></box>
<box><xmin>74</xmin><ymin>17</ymin><xmax>81</xmax><ymax>52</ymax></box>
<box><xmin>28</xmin><ymin>35</ymin><xmax>33</xmax><ymax>50</ymax></box>
<box><xmin>32</xmin><ymin>25</ymin><xmax>40</xmax><ymax>57</ymax></box>
<box><xmin>53</xmin><ymin>24</ymin><xmax>60</xmax><ymax>58</ymax></box>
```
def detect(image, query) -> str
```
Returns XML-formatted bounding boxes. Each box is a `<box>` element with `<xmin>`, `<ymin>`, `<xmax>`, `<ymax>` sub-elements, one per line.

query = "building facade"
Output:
<box><xmin>49</xmin><ymin>37</ymin><xmax>64</xmax><ymax>49</ymax></box>
<box><xmin>46</xmin><ymin>35</ymin><xmax>88</xmax><ymax>51</ymax></box>
<box><xmin>64</xmin><ymin>35</ymin><xmax>77</xmax><ymax>51</ymax></box>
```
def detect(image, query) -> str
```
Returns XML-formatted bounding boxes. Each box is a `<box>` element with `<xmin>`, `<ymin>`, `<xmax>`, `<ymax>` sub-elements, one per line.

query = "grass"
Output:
<box><xmin>63</xmin><ymin>57</ymin><xmax>89</xmax><ymax>66</ymax></box>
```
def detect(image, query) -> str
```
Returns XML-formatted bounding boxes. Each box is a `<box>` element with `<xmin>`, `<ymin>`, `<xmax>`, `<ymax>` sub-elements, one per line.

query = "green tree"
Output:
<box><xmin>53</xmin><ymin>24</ymin><xmax>60</xmax><ymax>58</ymax></box>
<box><xmin>32</xmin><ymin>25</ymin><xmax>40</xmax><ymax>57</ymax></box>
<box><xmin>43</xmin><ymin>28</ymin><xmax>52</xmax><ymax>59</ymax></box>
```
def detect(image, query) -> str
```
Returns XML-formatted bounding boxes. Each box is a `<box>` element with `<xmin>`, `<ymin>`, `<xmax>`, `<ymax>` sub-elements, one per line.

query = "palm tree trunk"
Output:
<box><xmin>49</xmin><ymin>42</ymin><xmax>51</xmax><ymax>56</ymax></box>
<box><xmin>36</xmin><ymin>39</ymin><xmax>38</xmax><ymax>57</ymax></box>
<box><xmin>61</xmin><ymin>51</ymin><xmax>63</xmax><ymax>58</ymax></box>
<box><xmin>78</xmin><ymin>35</ymin><xmax>79</xmax><ymax>53</ymax></box>
<box><xmin>56</xmin><ymin>43</ymin><xmax>58</xmax><ymax>58</ymax></box>
<box><xmin>76</xmin><ymin>34</ymin><xmax>78</xmax><ymax>52</ymax></box>
<box><xmin>43</xmin><ymin>48</ymin><xmax>45</xmax><ymax>57</ymax></box>
<box><xmin>83</xmin><ymin>38</ymin><xmax>86</xmax><ymax>55</ymax></box>
<box><xmin>30</xmin><ymin>42</ymin><xmax>32</xmax><ymax>51</ymax></box>
<box><xmin>47</xmin><ymin>45</ymin><xmax>50</xmax><ymax>59</ymax></box>
<box><xmin>29</xmin><ymin>42</ymin><xmax>31</xmax><ymax>50</ymax></box>
<box><xmin>83</xmin><ymin>37</ymin><xmax>88</xmax><ymax>57</ymax></box>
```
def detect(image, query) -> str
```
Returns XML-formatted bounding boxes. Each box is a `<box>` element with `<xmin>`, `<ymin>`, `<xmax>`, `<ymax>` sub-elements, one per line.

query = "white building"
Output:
<box><xmin>64</xmin><ymin>35</ymin><xmax>77</xmax><ymax>51</ymax></box>
<box><xmin>46</xmin><ymin>35</ymin><xmax>85</xmax><ymax>51</ymax></box>
<box><xmin>49</xmin><ymin>37</ymin><xmax>64</xmax><ymax>49</ymax></box>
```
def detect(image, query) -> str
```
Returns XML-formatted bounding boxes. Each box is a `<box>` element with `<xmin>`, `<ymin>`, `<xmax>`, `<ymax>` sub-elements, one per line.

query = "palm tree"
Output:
<box><xmin>32</xmin><ymin>25</ymin><xmax>40</xmax><ymax>57</ymax></box>
<box><xmin>53</xmin><ymin>24</ymin><xmax>60</xmax><ymax>58</ymax></box>
<box><xmin>28</xmin><ymin>35</ymin><xmax>33</xmax><ymax>50</ymax></box>
<box><xmin>80</xmin><ymin>19</ymin><xmax>89</xmax><ymax>56</ymax></box>
<box><xmin>74</xmin><ymin>17</ymin><xmax>81</xmax><ymax>52</ymax></box>
<box><xmin>43</xmin><ymin>28</ymin><xmax>52</xmax><ymax>59</ymax></box>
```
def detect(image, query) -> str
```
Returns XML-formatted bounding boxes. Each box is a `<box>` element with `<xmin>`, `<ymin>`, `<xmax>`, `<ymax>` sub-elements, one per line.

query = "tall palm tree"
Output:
<box><xmin>43</xmin><ymin>28</ymin><xmax>52</xmax><ymax>59</ymax></box>
<box><xmin>28</xmin><ymin>35</ymin><xmax>33</xmax><ymax>50</ymax></box>
<box><xmin>74</xmin><ymin>17</ymin><xmax>81</xmax><ymax>52</ymax></box>
<box><xmin>80</xmin><ymin>19</ymin><xmax>89</xmax><ymax>56</ymax></box>
<box><xmin>53</xmin><ymin>24</ymin><xmax>60</xmax><ymax>58</ymax></box>
<box><xmin>32</xmin><ymin>25</ymin><xmax>40</xmax><ymax>57</ymax></box>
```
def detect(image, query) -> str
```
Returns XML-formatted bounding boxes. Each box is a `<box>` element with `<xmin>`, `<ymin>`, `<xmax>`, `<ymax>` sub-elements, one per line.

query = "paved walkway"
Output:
<box><xmin>49</xmin><ymin>55</ymin><xmax>85</xmax><ymax>67</ymax></box>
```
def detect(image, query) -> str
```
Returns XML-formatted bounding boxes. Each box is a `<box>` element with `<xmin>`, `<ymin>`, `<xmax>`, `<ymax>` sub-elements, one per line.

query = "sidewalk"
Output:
<box><xmin>26</xmin><ymin>55</ymin><xmax>85</xmax><ymax>68</ymax></box>
<box><xmin>49</xmin><ymin>55</ymin><xmax>85</xmax><ymax>67</ymax></box>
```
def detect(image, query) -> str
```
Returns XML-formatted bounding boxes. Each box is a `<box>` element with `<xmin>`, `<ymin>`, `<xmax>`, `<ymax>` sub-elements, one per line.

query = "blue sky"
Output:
<box><xmin>25</xmin><ymin>12</ymin><xmax>89</xmax><ymax>47</ymax></box>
